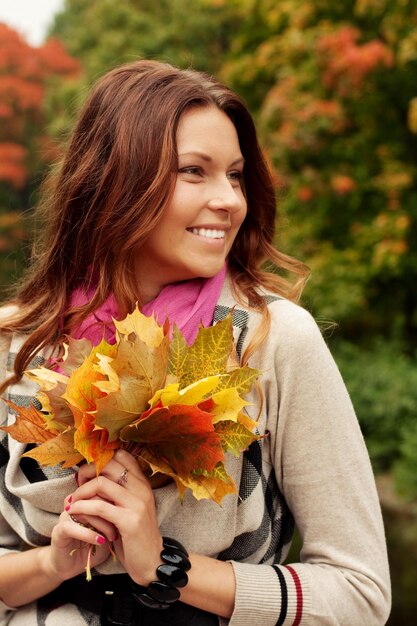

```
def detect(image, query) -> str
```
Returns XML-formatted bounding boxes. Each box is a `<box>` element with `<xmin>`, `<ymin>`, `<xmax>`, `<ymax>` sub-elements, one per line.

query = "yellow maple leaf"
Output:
<box><xmin>209</xmin><ymin>387</ymin><xmax>250</xmax><ymax>424</ymax></box>
<box><xmin>95</xmin><ymin>333</ymin><xmax>169</xmax><ymax>441</ymax></box>
<box><xmin>26</xmin><ymin>367</ymin><xmax>69</xmax><ymax>391</ymax></box>
<box><xmin>93</xmin><ymin>353</ymin><xmax>120</xmax><ymax>395</ymax></box>
<box><xmin>33</xmin><ymin>381</ymin><xmax>74</xmax><ymax>430</ymax></box>
<box><xmin>114</xmin><ymin>307</ymin><xmax>166</xmax><ymax>348</ymax></box>
<box><xmin>149</xmin><ymin>375</ymin><xmax>222</xmax><ymax>408</ymax></box>
<box><xmin>236</xmin><ymin>411</ymin><xmax>258</xmax><ymax>432</ymax></box>
<box><xmin>60</xmin><ymin>337</ymin><xmax>97</xmax><ymax>376</ymax></box>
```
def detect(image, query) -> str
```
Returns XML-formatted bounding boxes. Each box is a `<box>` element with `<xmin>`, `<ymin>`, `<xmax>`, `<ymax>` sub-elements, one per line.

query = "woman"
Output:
<box><xmin>0</xmin><ymin>60</ymin><xmax>390</xmax><ymax>625</ymax></box>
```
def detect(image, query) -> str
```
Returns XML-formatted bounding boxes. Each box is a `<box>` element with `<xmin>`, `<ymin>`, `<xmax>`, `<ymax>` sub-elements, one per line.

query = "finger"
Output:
<box><xmin>68</xmin><ymin>486</ymin><xmax>156</xmax><ymax>536</ymax></box>
<box><xmin>76</xmin><ymin>454</ymin><xmax>142</xmax><ymax>489</ymax></box>
<box><xmin>68</xmin><ymin>497</ymin><xmax>123</xmax><ymax>530</ymax></box>
<box><xmin>53</xmin><ymin>516</ymin><xmax>109</xmax><ymax>549</ymax></box>
<box><xmin>76</xmin><ymin>462</ymin><xmax>102</xmax><ymax>486</ymax></box>
<box><xmin>77</xmin><ymin>466</ymin><xmax>150</xmax><ymax>503</ymax></box>
<box><xmin>68</xmin><ymin>510</ymin><xmax>118</xmax><ymax>542</ymax></box>
<box><xmin>64</xmin><ymin>493</ymin><xmax>117</xmax><ymax>541</ymax></box>
<box><xmin>70</xmin><ymin>474</ymin><xmax>140</xmax><ymax>510</ymax></box>
<box><xmin>113</xmin><ymin>449</ymin><xmax>146</xmax><ymax>478</ymax></box>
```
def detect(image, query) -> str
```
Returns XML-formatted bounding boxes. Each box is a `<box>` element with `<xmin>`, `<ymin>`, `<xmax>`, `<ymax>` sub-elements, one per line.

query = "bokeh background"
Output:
<box><xmin>0</xmin><ymin>1</ymin><xmax>416</xmax><ymax>622</ymax></box>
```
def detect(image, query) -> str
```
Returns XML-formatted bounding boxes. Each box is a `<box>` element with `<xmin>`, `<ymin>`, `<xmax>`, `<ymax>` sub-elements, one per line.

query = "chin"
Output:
<box><xmin>170</xmin><ymin>260</ymin><xmax>226</xmax><ymax>283</ymax></box>
<box><xmin>195</xmin><ymin>265</ymin><xmax>225</xmax><ymax>279</ymax></box>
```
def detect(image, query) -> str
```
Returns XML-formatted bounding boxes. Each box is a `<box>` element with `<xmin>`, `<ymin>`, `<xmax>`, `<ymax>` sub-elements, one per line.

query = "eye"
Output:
<box><xmin>227</xmin><ymin>170</ymin><xmax>244</xmax><ymax>187</ymax></box>
<box><xmin>178</xmin><ymin>166</ymin><xmax>203</xmax><ymax>177</ymax></box>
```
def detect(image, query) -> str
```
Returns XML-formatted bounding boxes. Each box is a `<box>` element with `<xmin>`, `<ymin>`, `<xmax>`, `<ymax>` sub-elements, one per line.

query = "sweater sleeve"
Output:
<box><xmin>227</xmin><ymin>301</ymin><xmax>391</xmax><ymax>626</ymax></box>
<box><xmin>0</xmin><ymin>329</ymin><xmax>23</xmax><ymax>558</ymax></box>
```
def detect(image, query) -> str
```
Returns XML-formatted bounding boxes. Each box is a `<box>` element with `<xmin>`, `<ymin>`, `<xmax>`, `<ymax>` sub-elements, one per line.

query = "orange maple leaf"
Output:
<box><xmin>0</xmin><ymin>400</ymin><xmax>59</xmax><ymax>443</ymax></box>
<box><xmin>22</xmin><ymin>430</ymin><xmax>84</xmax><ymax>469</ymax></box>
<box><xmin>74</xmin><ymin>412</ymin><xmax>120</xmax><ymax>475</ymax></box>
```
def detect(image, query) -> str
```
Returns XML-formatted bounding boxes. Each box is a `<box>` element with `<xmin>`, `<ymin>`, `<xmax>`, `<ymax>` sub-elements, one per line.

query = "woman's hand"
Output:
<box><xmin>68</xmin><ymin>449</ymin><xmax>163</xmax><ymax>585</ymax></box>
<box><xmin>45</xmin><ymin>507</ymin><xmax>112</xmax><ymax>582</ymax></box>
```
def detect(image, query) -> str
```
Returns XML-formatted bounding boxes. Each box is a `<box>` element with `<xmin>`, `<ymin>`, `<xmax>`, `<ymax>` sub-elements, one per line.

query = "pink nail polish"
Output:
<box><xmin>65</xmin><ymin>504</ymin><xmax>71</xmax><ymax>512</ymax></box>
<box><xmin>68</xmin><ymin>495</ymin><xmax>73</xmax><ymax>504</ymax></box>
<box><xmin>96</xmin><ymin>535</ymin><xmax>107</xmax><ymax>545</ymax></box>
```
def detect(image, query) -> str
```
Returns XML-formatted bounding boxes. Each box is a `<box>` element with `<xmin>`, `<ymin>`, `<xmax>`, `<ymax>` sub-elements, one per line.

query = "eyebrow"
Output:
<box><xmin>178</xmin><ymin>151</ymin><xmax>245</xmax><ymax>166</ymax></box>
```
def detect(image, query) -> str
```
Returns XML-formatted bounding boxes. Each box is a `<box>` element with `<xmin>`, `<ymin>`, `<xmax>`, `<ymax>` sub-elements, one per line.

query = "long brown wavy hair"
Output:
<box><xmin>0</xmin><ymin>59</ymin><xmax>309</xmax><ymax>390</ymax></box>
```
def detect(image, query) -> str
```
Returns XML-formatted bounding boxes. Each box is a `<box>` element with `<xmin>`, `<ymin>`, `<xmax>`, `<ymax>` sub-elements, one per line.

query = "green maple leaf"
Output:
<box><xmin>168</xmin><ymin>315</ymin><xmax>233</xmax><ymax>388</ymax></box>
<box><xmin>211</xmin><ymin>365</ymin><xmax>261</xmax><ymax>395</ymax></box>
<box><xmin>214</xmin><ymin>420</ymin><xmax>260</xmax><ymax>456</ymax></box>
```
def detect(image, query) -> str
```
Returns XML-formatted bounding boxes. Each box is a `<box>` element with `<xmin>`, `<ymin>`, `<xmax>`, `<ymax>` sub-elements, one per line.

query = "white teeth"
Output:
<box><xmin>189</xmin><ymin>228</ymin><xmax>225</xmax><ymax>239</ymax></box>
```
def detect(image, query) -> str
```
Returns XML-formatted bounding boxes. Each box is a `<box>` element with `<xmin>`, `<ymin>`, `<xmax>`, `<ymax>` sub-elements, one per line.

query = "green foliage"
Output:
<box><xmin>219</xmin><ymin>0</ymin><xmax>417</xmax><ymax>348</ymax></box>
<box><xmin>331</xmin><ymin>338</ymin><xmax>417</xmax><ymax>498</ymax></box>
<box><xmin>48</xmin><ymin>0</ymin><xmax>417</xmax><ymax>347</ymax></box>
<box><xmin>394</xmin><ymin>419</ymin><xmax>417</xmax><ymax>500</ymax></box>
<box><xmin>50</xmin><ymin>0</ymin><xmax>247</xmax><ymax>80</ymax></box>
<box><xmin>44</xmin><ymin>0</ymin><xmax>252</xmax><ymax>160</ymax></box>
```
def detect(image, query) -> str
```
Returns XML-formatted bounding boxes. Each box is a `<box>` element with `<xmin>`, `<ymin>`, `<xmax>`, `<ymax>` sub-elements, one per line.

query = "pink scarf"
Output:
<box><xmin>69</xmin><ymin>264</ymin><xmax>226</xmax><ymax>346</ymax></box>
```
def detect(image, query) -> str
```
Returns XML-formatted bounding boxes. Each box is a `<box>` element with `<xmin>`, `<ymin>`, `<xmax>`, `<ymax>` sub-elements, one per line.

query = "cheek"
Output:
<box><xmin>235</xmin><ymin>203</ymin><xmax>248</xmax><ymax>230</ymax></box>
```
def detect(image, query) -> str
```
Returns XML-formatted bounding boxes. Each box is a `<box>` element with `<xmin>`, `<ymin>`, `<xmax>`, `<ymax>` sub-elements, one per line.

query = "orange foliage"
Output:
<box><xmin>297</xmin><ymin>99</ymin><xmax>345</xmax><ymax>131</ymax></box>
<box><xmin>0</xmin><ymin>24</ymin><xmax>36</xmax><ymax>76</ymax></box>
<box><xmin>317</xmin><ymin>26</ymin><xmax>394</xmax><ymax>96</ymax></box>
<box><xmin>330</xmin><ymin>174</ymin><xmax>357</xmax><ymax>195</ymax></box>
<box><xmin>264</xmin><ymin>76</ymin><xmax>347</xmax><ymax>154</ymax></box>
<box><xmin>0</xmin><ymin>22</ymin><xmax>81</xmax><ymax>189</ymax></box>
<box><xmin>0</xmin><ymin>76</ymin><xmax>44</xmax><ymax>110</ymax></box>
<box><xmin>297</xmin><ymin>186</ymin><xmax>314</xmax><ymax>202</ymax></box>
<box><xmin>0</xmin><ymin>142</ymin><xmax>28</xmax><ymax>188</ymax></box>
<box><xmin>37</xmin><ymin>38</ymin><xmax>80</xmax><ymax>77</ymax></box>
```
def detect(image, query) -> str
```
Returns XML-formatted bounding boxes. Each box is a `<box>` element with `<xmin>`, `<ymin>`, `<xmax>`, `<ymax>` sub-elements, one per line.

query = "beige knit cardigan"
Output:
<box><xmin>0</xmin><ymin>281</ymin><xmax>391</xmax><ymax>625</ymax></box>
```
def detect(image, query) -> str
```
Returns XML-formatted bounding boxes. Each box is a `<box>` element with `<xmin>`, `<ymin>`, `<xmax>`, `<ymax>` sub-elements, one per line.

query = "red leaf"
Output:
<box><xmin>121</xmin><ymin>404</ymin><xmax>225</xmax><ymax>476</ymax></box>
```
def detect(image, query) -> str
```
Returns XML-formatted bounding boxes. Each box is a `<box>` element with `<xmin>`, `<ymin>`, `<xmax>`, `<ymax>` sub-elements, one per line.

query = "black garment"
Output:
<box><xmin>42</xmin><ymin>574</ymin><xmax>219</xmax><ymax>625</ymax></box>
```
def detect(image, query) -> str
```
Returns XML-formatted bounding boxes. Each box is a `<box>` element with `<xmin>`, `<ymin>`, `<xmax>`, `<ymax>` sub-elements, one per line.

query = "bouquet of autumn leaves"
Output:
<box><xmin>2</xmin><ymin>309</ymin><xmax>260</xmax><ymax>504</ymax></box>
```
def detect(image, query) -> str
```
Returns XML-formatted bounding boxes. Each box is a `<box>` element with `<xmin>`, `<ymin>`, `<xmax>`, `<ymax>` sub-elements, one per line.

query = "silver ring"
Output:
<box><xmin>117</xmin><ymin>468</ymin><xmax>129</xmax><ymax>486</ymax></box>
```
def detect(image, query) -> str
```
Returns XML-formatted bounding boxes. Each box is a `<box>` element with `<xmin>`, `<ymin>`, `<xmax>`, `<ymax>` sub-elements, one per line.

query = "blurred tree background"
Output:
<box><xmin>0</xmin><ymin>22</ymin><xmax>80</xmax><ymax>289</ymax></box>
<box><xmin>1</xmin><ymin>0</ymin><xmax>416</xmax><ymax>622</ymax></box>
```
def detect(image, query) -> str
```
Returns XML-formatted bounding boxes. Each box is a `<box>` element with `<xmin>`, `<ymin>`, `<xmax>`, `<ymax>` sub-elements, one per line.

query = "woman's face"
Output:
<box><xmin>134</xmin><ymin>106</ymin><xmax>247</xmax><ymax>301</ymax></box>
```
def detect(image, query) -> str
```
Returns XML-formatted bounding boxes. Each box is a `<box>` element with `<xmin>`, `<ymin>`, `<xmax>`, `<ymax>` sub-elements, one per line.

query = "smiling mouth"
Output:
<box><xmin>187</xmin><ymin>227</ymin><xmax>226</xmax><ymax>239</ymax></box>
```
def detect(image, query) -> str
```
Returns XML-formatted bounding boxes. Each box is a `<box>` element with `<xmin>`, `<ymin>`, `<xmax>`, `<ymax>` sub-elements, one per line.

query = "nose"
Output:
<box><xmin>207</xmin><ymin>177</ymin><xmax>244</xmax><ymax>214</ymax></box>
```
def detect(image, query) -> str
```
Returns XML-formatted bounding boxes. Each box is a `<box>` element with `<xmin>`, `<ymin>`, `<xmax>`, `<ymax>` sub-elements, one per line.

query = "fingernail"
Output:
<box><xmin>65</xmin><ymin>504</ymin><xmax>71</xmax><ymax>512</ymax></box>
<box><xmin>96</xmin><ymin>535</ymin><xmax>107</xmax><ymax>545</ymax></box>
<box><xmin>68</xmin><ymin>495</ymin><xmax>73</xmax><ymax>504</ymax></box>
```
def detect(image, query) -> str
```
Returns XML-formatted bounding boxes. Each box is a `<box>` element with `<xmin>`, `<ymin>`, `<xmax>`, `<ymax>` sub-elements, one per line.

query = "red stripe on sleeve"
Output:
<box><xmin>284</xmin><ymin>565</ymin><xmax>303</xmax><ymax>626</ymax></box>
